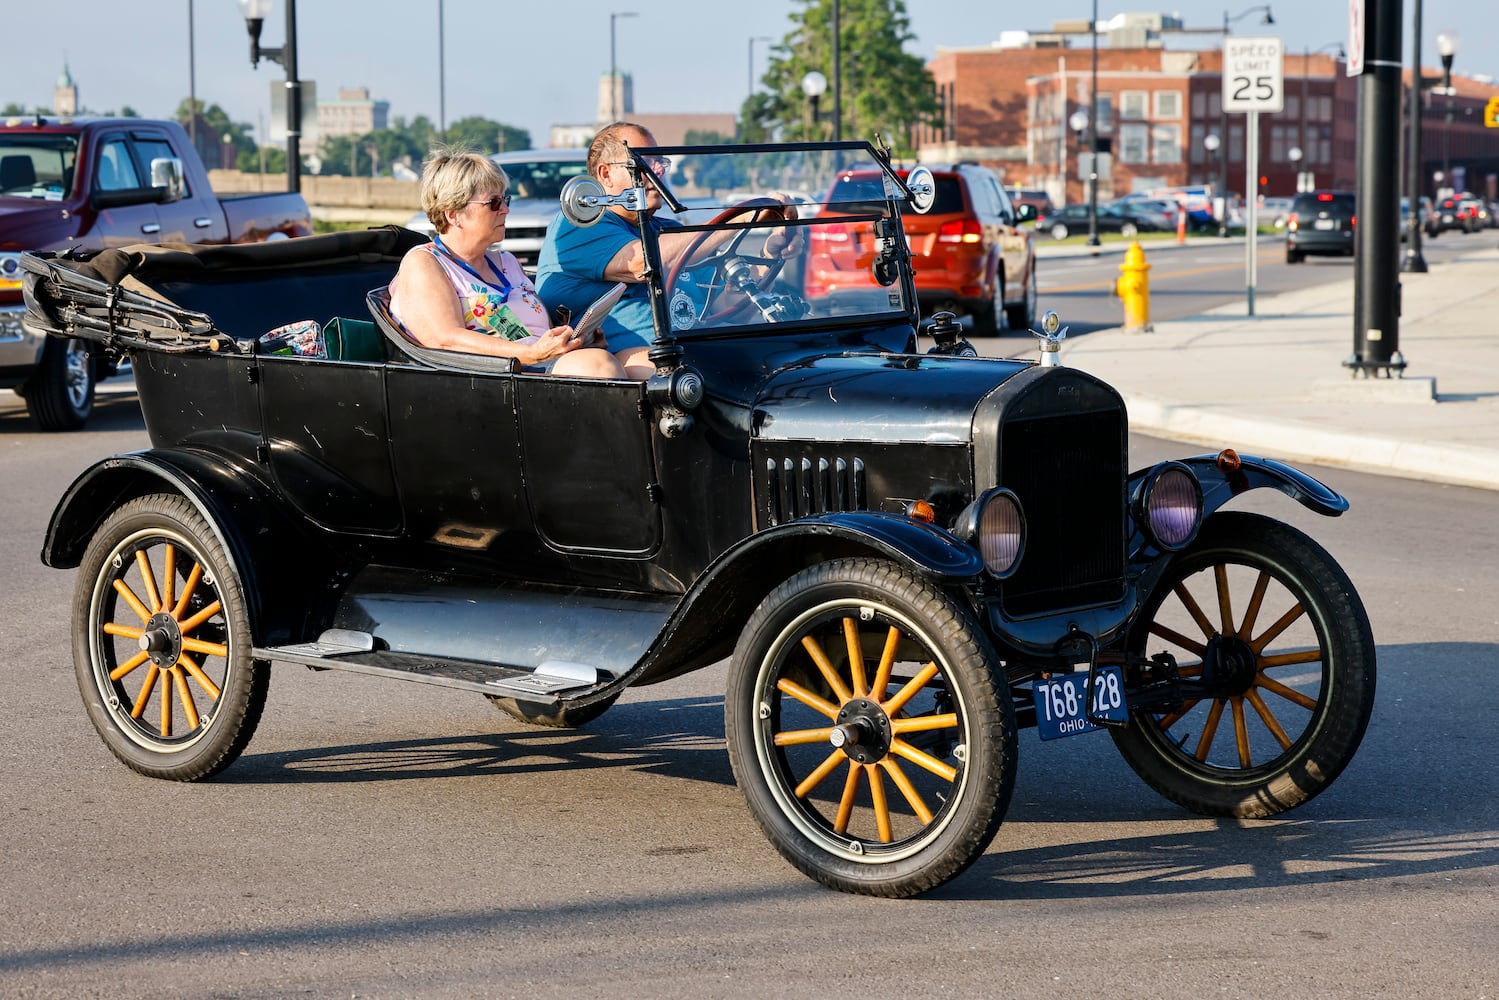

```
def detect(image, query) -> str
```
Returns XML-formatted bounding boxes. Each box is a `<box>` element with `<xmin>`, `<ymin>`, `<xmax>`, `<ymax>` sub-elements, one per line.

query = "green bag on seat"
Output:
<box><xmin>323</xmin><ymin>317</ymin><xmax>383</xmax><ymax>362</ymax></box>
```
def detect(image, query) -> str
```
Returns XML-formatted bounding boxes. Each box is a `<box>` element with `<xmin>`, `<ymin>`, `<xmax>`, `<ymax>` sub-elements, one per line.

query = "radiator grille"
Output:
<box><xmin>764</xmin><ymin>456</ymin><xmax>866</xmax><ymax>525</ymax></box>
<box><xmin>999</xmin><ymin>409</ymin><xmax>1126</xmax><ymax>617</ymax></box>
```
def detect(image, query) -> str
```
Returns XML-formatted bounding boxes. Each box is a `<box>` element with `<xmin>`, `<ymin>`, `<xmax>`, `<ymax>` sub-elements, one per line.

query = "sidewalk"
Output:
<box><xmin>1053</xmin><ymin>241</ymin><xmax>1499</xmax><ymax>492</ymax></box>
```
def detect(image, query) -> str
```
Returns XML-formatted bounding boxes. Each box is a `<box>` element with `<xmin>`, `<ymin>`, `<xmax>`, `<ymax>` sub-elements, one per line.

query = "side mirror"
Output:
<box><xmin>559</xmin><ymin>175</ymin><xmax>607</xmax><ymax>227</ymax></box>
<box><xmin>1015</xmin><ymin>203</ymin><xmax>1036</xmax><ymax>223</ymax></box>
<box><xmin>150</xmin><ymin>157</ymin><xmax>184</xmax><ymax>204</ymax></box>
<box><xmin>906</xmin><ymin>166</ymin><xmax>936</xmax><ymax>214</ymax></box>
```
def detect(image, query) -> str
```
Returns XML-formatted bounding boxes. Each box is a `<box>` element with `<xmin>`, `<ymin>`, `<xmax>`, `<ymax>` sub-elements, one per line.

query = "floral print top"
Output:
<box><xmin>392</xmin><ymin>243</ymin><xmax>549</xmax><ymax>342</ymax></box>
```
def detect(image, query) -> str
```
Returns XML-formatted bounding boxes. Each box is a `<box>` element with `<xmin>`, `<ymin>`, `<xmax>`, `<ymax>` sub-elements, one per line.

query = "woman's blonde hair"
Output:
<box><xmin>419</xmin><ymin>146</ymin><xmax>509</xmax><ymax>234</ymax></box>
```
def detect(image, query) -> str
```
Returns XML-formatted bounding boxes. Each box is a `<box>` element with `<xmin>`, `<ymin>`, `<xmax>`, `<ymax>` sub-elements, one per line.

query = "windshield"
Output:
<box><xmin>628</xmin><ymin>143</ymin><xmax>916</xmax><ymax>337</ymax></box>
<box><xmin>0</xmin><ymin>134</ymin><xmax>77</xmax><ymax>200</ymax></box>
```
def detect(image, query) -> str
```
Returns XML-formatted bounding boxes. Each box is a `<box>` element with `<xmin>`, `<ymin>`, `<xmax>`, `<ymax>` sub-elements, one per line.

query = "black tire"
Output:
<box><xmin>74</xmin><ymin>494</ymin><xmax>268</xmax><ymax>781</ymax></box>
<box><xmin>1286</xmin><ymin>248</ymin><xmax>1304</xmax><ymax>264</ymax></box>
<box><xmin>1004</xmin><ymin>259</ymin><xmax>1037</xmax><ymax>332</ymax></box>
<box><xmin>1120</xmin><ymin>222</ymin><xmax>1139</xmax><ymax>238</ymax></box>
<box><xmin>1110</xmin><ymin>511</ymin><xmax>1375</xmax><ymax>818</ymax></box>
<box><xmin>25</xmin><ymin>337</ymin><xmax>94</xmax><ymax>431</ymax></box>
<box><xmin>1050</xmin><ymin>223</ymin><xmax>1069</xmax><ymax>241</ymax></box>
<box><xmin>969</xmin><ymin>265</ymin><xmax>1002</xmax><ymax>337</ymax></box>
<box><xmin>487</xmin><ymin>690</ymin><xmax>621</xmax><ymax>728</ymax></box>
<box><xmin>726</xmin><ymin>558</ymin><xmax>1016</xmax><ymax>897</ymax></box>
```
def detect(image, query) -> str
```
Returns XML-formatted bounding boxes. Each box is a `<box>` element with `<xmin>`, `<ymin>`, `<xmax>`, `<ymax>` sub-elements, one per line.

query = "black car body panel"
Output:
<box><xmin>1286</xmin><ymin>190</ymin><xmax>1356</xmax><ymax>259</ymax></box>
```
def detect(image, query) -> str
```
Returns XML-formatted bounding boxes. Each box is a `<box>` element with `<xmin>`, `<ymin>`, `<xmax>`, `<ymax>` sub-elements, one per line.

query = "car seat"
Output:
<box><xmin>0</xmin><ymin>155</ymin><xmax>37</xmax><ymax>192</ymax></box>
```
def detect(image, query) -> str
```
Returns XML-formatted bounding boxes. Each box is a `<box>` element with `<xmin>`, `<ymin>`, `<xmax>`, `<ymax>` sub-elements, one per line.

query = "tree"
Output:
<box><xmin>444</xmin><ymin>116</ymin><xmax>530</xmax><ymax>155</ymax></box>
<box><xmin>748</xmin><ymin>0</ymin><xmax>940</xmax><ymax>156</ymax></box>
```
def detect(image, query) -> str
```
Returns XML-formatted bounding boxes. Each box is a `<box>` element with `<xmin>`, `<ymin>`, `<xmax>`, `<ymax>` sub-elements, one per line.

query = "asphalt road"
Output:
<box><xmin>2</xmin><ymin>385</ymin><xmax>1496</xmax><ymax>997</ymax></box>
<box><xmin>1030</xmin><ymin>227</ymin><xmax>1499</xmax><ymax>339</ymax></box>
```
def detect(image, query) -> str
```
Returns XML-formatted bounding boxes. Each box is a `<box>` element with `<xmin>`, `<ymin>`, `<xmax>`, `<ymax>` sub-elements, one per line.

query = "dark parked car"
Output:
<box><xmin>1035</xmin><ymin>203</ymin><xmax>1161</xmax><ymax>240</ymax></box>
<box><xmin>1429</xmin><ymin>195</ymin><xmax>1479</xmax><ymax>235</ymax></box>
<box><xmin>1285</xmin><ymin>190</ymin><xmax>1356</xmax><ymax>263</ymax></box>
<box><xmin>22</xmin><ymin>141</ymin><xmax>1375</xmax><ymax>899</ymax></box>
<box><xmin>807</xmin><ymin>162</ymin><xmax>1037</xmax><ymax>334</ymax></box>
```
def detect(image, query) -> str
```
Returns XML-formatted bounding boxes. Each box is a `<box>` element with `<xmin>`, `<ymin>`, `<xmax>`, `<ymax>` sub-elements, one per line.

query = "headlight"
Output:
<box><xmin>1134</xmin><ymin>463</ymin><xmax>1202</xmax><ymax>551</ymax></box>
<box><xmin>0</xmin><ymin>252</ymin><xmax>21</xmax><ymax>292</ymax></box>
<box><xmin>954</xmin><ymin>488</ymin><xmax>1025</xmax><ymax>578</ymax></box>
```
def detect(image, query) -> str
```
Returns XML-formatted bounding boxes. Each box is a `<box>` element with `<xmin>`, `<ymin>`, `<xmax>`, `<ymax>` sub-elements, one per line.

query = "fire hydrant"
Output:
<box><xmin>1116</xmin><ymin>241</ymin><xmax>1153</xmax><ymax>334</ymax></box>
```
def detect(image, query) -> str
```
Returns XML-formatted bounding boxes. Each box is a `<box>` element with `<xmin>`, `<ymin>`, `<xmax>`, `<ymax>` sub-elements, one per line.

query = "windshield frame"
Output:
<box><xmin>613</xmin><ymin>140</ymin><xmax>923</xmax><ymax>346</ymax></box>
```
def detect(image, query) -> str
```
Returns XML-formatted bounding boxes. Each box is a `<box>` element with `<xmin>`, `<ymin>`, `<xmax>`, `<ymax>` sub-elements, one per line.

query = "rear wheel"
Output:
<box><xmin>1111</xmin><ymin>512</ymin><xmax>1375</xmax><ymax>818</ymax></box>
<box><xmin>74</xmin><ymin>494</ymin><xmax>268</xmax><ymax>780</ymax></box>
<box><xmin>1004</xmin><ymin>260</ymin><xmax>1037</xmax><ymax>332</ymax></box>
<box><xmin>25</xmin><ymin>337</ymin><xmax>94</xmax><ymax>431</ymax></box>
<box><xmin>1286</xmin><ymin>248</ymin><xmax>1304</xmax><ymax>264</ymax></box>
<box><xmin>726</xmin><ymin>558</ymin><xmax>1016</xmax><ymax>897</ymax></box>
<box><xmin>1050</xmin><ymin>223</ymin><xmax>1069</xmax><ymax>241</ymax></box>
<box><xmin>1120</xmin><ymin>222</ymin><xmax>1139</xmax><ymax>238</ymax></box>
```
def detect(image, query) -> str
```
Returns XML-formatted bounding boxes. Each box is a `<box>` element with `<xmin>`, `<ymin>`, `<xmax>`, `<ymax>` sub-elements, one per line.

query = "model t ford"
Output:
<box><xmin>23</xmin><ymin>140</ymin><xmax>1375</xmax><ymax>897</ymax></box>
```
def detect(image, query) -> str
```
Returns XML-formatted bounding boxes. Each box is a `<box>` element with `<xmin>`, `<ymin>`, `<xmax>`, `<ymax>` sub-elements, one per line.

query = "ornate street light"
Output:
<box><xmin>802</xmin><ymin>71</ymin><xmax>828</xmax><ymax>140</ymax></box>
<box><xmin>1436</xmin><ymin>30</ymin><xmax>1460</xmax><ymax>193</ymax></box>
<box><xmin>238</xmin><ymin>0</ymin><xmax>301</xmax><ymax>194</ymax></box>
<box><xmin>1204</xmin><ymin>132</ymin><xmax>1223</xmax><ymax>226</ymax></box>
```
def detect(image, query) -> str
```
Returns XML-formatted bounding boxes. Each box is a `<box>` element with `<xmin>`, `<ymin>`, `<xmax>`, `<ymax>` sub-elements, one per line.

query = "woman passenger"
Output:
<box><xmin>389</xmin><ymin>147</ymin><xmax>626</xmax><ymax>377</ymax></box>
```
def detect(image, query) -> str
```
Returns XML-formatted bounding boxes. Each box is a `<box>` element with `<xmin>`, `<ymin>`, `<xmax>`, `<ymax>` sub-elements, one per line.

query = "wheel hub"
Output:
<box><xmin>1202</xmin><ymin>635</ymin><xmax>1258</xmax><ymax>696</ymax></box>
<box><xmin>830</xmin><ymin>697</ymin><xmax>893</xmax><ymax>764</ymax></box>
<box><xmin>139</xmin><ymin>612</ymin><xmax>183</xmax><ymax>667</ymax></box>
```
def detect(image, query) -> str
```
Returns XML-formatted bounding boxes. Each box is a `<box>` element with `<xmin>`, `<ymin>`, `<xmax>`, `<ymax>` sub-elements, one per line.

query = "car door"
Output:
<box><xmin>133</xmin><ymin>130</ymin><xmax>228</xmax><ymax>244</ymax></box>
<box><xmin>985</xmin><ymin>174</ymin><xmax>1032</xmax><ymax>305</ymax></box>
<box><xmin>88</xmin><ymin>133</ymin><xmax>161</xmax><ymax>248</ymax></box>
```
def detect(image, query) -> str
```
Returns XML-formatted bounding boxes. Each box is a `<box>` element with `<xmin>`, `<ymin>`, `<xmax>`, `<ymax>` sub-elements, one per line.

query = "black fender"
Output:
<box><xmin>42</xmin><ymin>451</ymin><xmax>349</xmax><ymax>647</ymax></box>
<box><xmin>1131</xmin><ymin>451</ymin><xmax>1349</xmax><ymax>521</ymax></box>
<box><xmin>628</xmin><ymin>511</ymin><xmax>984</xmax><ymax>686</ymax></box>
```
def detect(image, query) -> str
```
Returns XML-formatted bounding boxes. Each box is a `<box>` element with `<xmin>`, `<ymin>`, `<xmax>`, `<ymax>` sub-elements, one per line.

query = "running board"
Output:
<box><xmin>253</xmin><ymin>629</ymin><xmax>606</xmax><ymax>703</ymax></box>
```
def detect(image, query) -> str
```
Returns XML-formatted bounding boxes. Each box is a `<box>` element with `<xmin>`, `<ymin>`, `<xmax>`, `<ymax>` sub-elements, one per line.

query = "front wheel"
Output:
<box><xmin>26</xmin><ymin>337</ymin><xmax>94</xmax><ymax>430</ymax></box>
<box><xmin>73</xmin><ymin>494</ymin><xmax>268</xmax><ymax>780</ymax></box>
<box><xmin>726</xmin><ymin>558</ymin><xmax>1016</xmax><ymax>897</ymax></box>
<box><xmin>1111</xmin><ymin>511</ymin><xmax>1375</xmax><ymax>818</ymax></box>
<box><xmin>1120</xmin><ymin>222</ymin><xmax>1139</xmax><ymax>238</ymax></box>
<box><xmin>1050</xmin><ymin>223</ymin><xmax>1069</xmax><ymax>241</ymax></box>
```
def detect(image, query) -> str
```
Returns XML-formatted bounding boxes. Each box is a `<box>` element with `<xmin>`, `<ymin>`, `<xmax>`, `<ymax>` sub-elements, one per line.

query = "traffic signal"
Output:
<box><xmin>1486</xmin><ymin>96</ymin><xmax>1499</xmax><ymax>128</ymax></box>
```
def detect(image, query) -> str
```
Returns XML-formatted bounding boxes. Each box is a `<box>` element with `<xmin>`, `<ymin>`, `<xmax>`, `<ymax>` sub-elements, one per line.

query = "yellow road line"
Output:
<box><xmin>1043</xmin><ymin>247</ymin><xmax>1286</xmax><ymax>294</ymax></box>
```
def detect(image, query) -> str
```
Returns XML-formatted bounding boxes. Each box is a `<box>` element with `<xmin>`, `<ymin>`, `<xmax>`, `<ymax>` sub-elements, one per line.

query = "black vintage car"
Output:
<box><xmin>22</xmin><ymin>141</ymin><xmax>1375</xmax><ymax>898</ymax></box>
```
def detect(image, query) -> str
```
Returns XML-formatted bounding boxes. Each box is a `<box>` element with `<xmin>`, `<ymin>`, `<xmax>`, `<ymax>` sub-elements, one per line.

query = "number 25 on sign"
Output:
<box><xmin>1223</xmin><ymin>36</ymin><xmax>1285</xmax><ymax>114</ymax></box>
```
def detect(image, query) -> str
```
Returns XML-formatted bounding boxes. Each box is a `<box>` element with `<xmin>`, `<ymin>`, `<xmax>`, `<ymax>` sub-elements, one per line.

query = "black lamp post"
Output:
<box><xmin>1403</xmin><ymin>3</ymin><xmax>1430</xmax><ymax>273</ymax></box>
<box><xmin>239</xmin><ymin>0</ymin><xmax>300</xmax><ymax>194</ymax></box>
<box><xmin>831</xmin><ymin>0</ymin><xmax>842</xmax><ymax>142</ymax></box>
<box><xmin>1298</xmin><ymin>43</ymin><xmax>1343</xmax><ymax>194</ymax></box>
<box><xmin>1086</xmin><ymin>0</ymin><xmax>1100</xmax><ymax>247</ymax></box>
<box><xmin>610</xmin><ymin>11</ymin><xmax>639</xmax><ymax>124</ymax></box>
<box><xmin>745</xmin><ymin>35</ymin><xmax>773</xmax><ymax>140</ymax></box>
<box><xmin>1436</xmin><ymin>30</ymin><xmax>1460</xmax><ymax>192</ymax></box>
<box><xmin>1204</xmin><ymin>131</ymin><xmax>1223</xmax><ymax>217</ymax></box>
<box><xmin>1221</xmin><ymin>5</ymin><xmax>1275</xmax><ymax>237</ymax></box>
<box><xmin>802</xmin><ymin>71</ymin><xmax>828</xmax><ymax>141</ymax></box>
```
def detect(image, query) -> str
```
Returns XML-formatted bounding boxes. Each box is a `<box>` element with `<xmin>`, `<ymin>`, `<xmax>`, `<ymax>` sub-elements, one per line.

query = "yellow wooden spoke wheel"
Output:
<box><xmin>74</xmin><ymin>494</ymin><xmax>267</xmax><ymax>781</ymax></box>
<box><xmin>727</xmin><ymin>558</ymin><xmax>1016</xmax><ymax>898</ymax></box>
<box><xmin>1112</xmin><ymin>512</ymin><xmax>1376</xmax><ymax>817</ymax></box>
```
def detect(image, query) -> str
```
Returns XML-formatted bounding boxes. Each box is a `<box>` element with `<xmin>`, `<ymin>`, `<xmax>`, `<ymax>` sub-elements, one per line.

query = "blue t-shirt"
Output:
<box><xmin>536</xmin><ymin>211</ymin><xmax>681</xmax><ymax>352</ymax></box>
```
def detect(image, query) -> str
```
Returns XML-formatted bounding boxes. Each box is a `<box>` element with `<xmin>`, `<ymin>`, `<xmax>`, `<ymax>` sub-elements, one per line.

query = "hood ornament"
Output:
<box><xmin>1032</xmin><ymin>311</ymin><xmax>1068</xmax><ymax>367</ymax></box>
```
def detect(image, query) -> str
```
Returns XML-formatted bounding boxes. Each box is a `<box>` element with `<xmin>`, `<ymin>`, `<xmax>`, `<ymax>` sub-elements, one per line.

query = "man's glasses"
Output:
<box><xmin>468</xmin><ymin>193</ymin><xmax>512</xmax><ymax>212</ymax></box>
<box><xmin>609</xmin><ymin>156</ymin><xmax>671</xmax><ymax>176</ymax></box>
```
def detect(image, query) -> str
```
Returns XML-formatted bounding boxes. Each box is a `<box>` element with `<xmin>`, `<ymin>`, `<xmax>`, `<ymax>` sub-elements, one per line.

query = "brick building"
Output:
<box><xmin>918</xmin><ymin>32</ymin><xmax>1499</xmax><ymax>206</ymax></box>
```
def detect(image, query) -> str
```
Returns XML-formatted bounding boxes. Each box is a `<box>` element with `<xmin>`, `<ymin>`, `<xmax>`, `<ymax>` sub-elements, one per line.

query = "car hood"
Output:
<box><xmin>752</xmin><ymin>352</ymin><xmax>1031</xmax><ymax>444</ymax></box>
<box><xmin>0</xmin><ymin>198</ymin><xmax>77</xmax><ymax>251</ymax></box>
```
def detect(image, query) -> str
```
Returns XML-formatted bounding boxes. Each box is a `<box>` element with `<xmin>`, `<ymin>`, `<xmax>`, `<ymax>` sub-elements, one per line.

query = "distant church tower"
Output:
<box><xmin>54</xmin><ymin>62</ymin><xmax>78</xmax><ymax>116</ymax></box>
<box><xmin>596</xmin><ymin>72</ymin><xmax>634</xmax><ymax>124</ymax></box>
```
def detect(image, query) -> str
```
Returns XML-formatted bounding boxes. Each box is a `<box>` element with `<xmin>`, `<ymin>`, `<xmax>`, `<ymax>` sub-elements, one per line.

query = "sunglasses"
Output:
<box><xmin>468</xmin><ymin>193</ymin><xmax>512</xmax><ymax>212</ymax></box>
<box><xmin>609</xmin><ymin>156</ymin><xmax>672</xmax><ymax>175</ymax></box>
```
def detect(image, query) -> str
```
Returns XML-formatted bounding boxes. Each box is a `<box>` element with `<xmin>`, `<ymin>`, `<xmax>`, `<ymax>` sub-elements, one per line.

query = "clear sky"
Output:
<box><xmin>6</xmin><ymin>1</ymin><xmax>1493</xmax><ymax>149</ymax></box>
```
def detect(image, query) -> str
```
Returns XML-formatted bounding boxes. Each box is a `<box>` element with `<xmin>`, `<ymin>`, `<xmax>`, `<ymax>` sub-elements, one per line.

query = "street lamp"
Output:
<box><xmin>1086</xmin><ymin>0</ymin><xmax>1099</xmax><ymax>247</ymax></box>
<box><xmin>609</xmin><ymin>11</ymin><xmax>638</xmax><ymax>124</ymax></box>
<box><xmin>437</xmin><ymin>0</ymin><xmax>446</xmax><ymax>140</ymax></box>
<box><xmin>1298</xmin><ymin>42</ymin><xmax>1342</xmax><ymax>195</ymax></box>
<box><xmin>1204</xmin><ymin>132</ymin><xmax>1223</xmax><ymax>225</ymax></box>
<box><xmin>831</xmin><ymin>0</ymin><xmax>842</xmax><ymax>142</ymax></box>
<box><xmin>1069</xmin><ymin>109</ymin><xmax>1089</xmax><ymax>211</ymax></box>
<box><xmin>745</xmin><ymin>35</ymin><xmax>773</xmax><ymax>140</ymax></box>
<box><xmin>1221</xmin><ymin>6</ymin><xmax>1275</xmax><ymax>237</ymax></box>
<box><xmin>1288</xmin><ymin>145</ymin><xmax>1303</xmax><ymax>192</ymax></box>
<box><xmin>1403</xmin><ymin>1</ymin><xmax>1430</xmax><ymax>273</ymax></box>
<box><xmin>239</xmin><ymin>0</ymin><xmax>301</xmax><ymax>194</ymax></box>
<box><xmin>1436</xmin><ymin>29</ymin><xmax>1460</xmax><ymax>194</ymax></box>
<box><xmin>802</xmin><ymin>71</ymin><xmax>828</xmax><ymax>140</ymax></box>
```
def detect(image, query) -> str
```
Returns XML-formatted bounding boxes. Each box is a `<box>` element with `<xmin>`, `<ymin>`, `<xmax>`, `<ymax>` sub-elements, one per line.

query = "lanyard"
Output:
<box><xmin>434</xmin><ymin>235</ymin><xmax>512</xmax><ymax>298</ymax></box>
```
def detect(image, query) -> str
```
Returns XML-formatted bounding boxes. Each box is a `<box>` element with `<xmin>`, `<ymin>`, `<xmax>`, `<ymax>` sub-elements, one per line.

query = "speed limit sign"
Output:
<box><xmin>1223</xmin><ymin>36</ymin><xmax>1285</xmax><ymax>113</ymax></box>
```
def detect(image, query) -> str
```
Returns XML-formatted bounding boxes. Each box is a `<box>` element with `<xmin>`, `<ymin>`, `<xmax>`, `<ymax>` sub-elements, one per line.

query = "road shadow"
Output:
<box><xmin>0</xmin><ymin>387</ymin><xmax>144</xmax><ymax>435</ymax></box>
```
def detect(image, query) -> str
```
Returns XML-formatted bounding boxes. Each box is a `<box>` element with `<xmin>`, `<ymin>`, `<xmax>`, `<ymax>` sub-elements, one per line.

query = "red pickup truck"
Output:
<box><xmin>1</xmin><ymin>116</ymin><xmax>312</xmax><ymax>429</ymax></box>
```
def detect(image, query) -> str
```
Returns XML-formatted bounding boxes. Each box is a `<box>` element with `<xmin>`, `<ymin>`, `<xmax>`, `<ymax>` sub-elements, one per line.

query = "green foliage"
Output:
<box><xmin>444</xmin><ymin>116</ymin><xmax>530</xmax><ymax>155</ymax></box>
<box><xmin>684</xmin><ymin>129</ymin><xmax>735</xmax><ymax>145</ymax></box>
<box><xmin>238</xmin><ymin>145</ymin><xmax>286</xmax><ymax>175</ymax></box>
<box><xmin>747</xmin><ymin>0</ymin><xmax>940</xmax><ymax>156</ymax></box>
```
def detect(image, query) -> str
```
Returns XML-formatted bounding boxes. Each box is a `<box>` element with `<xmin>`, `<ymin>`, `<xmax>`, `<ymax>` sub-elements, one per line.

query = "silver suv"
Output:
<box><xmin>405</xmin><ymin>148</ymin><xmax>590</xmax><ymax>272</ymax></box>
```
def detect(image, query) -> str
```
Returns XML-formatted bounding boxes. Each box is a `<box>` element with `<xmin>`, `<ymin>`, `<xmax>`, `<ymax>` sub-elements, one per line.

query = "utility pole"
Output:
<box><xmin>1402</xmin><ymin>0</ymin><xmax>1427</xmax><ymax>272</ymax></box>
<box><xmin>1349</xmin><ymin>0</ymin><xmax>1403</xmax><ymax>376</ymax></box>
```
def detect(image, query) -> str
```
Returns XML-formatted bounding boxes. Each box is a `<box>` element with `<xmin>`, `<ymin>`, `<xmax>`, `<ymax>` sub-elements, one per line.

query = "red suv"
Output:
<box><xmin>805</xmin><ymin>163</ymin><xmax>1037</xmax><ymax>334</ymax></box>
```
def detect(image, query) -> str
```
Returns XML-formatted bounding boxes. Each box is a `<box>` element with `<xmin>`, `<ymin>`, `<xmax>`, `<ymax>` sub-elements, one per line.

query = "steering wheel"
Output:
<box><xmin>665</xmin><ymin>198</ymin><xmax>791</xmax><ymax>326</ymax></box>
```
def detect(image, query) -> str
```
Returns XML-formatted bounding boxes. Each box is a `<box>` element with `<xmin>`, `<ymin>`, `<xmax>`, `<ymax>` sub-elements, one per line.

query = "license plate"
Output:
<box><xmin>1033</xmin><ymin>666</ymin><xmax>1128</xmax><ymax>740</ymax></box>
<box><xmin>1314</xmin><ymin>218</ymin><xmax>1336</xmax><ymax>230</ymax></box>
